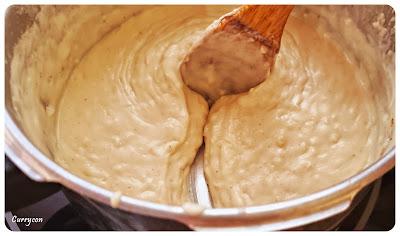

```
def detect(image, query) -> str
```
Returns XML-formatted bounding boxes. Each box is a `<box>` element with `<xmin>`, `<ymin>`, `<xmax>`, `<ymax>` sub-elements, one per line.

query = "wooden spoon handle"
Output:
<box><xmin>225</xmin><ymin>5</ymin><xmax>294</xmax><ymax>50</ymax></box>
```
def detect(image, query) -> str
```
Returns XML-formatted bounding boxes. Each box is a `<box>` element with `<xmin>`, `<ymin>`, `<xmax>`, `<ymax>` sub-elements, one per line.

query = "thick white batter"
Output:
<box><xmin>9</xmin><ymin>6</ymin><xmax>394</xmax><ymax>207</ymax></box>
<box><xmin>53</xmin><ymin>7</ymin><xmax>215</xmax><ymax>204</ymax></box>
<box><xmin>204</xmin><ymin>11</ymin><xmax>391</xmax><ymax>207</ymax></box>
<box><xmin>10</xmin><ymin>6</ymin><xmax>228</xmax><ymax>205</ymax></box>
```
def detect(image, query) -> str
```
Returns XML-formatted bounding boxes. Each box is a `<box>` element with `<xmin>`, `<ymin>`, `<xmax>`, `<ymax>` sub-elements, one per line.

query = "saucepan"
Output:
<box><xmin>5</xmin><ymin>5</ymin><xmax>395</xmax><ymax>230</ymax></box>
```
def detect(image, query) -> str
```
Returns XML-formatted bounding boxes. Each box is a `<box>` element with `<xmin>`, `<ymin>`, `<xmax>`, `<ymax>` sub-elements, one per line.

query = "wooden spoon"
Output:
<box><xmin>180</xmin><ymin>5</ymin><xmax>294</xmax><ymax>103</ymax></box>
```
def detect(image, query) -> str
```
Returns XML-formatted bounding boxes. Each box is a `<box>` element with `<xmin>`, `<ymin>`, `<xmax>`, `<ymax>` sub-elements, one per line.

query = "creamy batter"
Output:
<box><xmin>204</xmin><ymin>11</ymin><xmax>391</xmax><ymax>207</ymax></box>
<box><xmin>10</xmin><ymin>6</ymin><xmax>227</xmax><ymax>205</ymax></box>
<box><xmin>52</xmin><ymin>7</ymin><xmax>214</xmax><ymax>204</ymax></box>
<box><xmin>9</xmin><ymin>6</ymin><xmax>394</xmax><ymax>207</ymax></box>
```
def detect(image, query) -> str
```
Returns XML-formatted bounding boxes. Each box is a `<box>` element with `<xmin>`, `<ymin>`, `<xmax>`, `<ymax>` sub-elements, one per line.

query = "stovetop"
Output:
<box><xmin>4</xmin><ymin>156</ymin><xmax>395</xmax><ymax>231</ymax></box>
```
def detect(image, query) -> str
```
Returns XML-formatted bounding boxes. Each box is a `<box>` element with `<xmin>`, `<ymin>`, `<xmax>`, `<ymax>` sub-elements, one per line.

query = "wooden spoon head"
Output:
<box><xmin>180</xmin><ymin>5</ymin><xmax>293</xmax><ymax>103</ymax></box>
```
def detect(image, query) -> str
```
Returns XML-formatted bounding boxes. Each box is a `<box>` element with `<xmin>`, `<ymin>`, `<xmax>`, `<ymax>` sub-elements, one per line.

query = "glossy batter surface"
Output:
<box><xmin>52</xmin><ymin>7</ymin><xmax>221</xmax><ymax>204</ymax></box>
<box><xmin>10</xmin><ymin>6</ymin><xmax>231</xmax><ymax>205</ymax></box>
<box><xmin>204</xmin><ymin>13</ymin><xmax>388</xmax><ymax>207</ymax></box>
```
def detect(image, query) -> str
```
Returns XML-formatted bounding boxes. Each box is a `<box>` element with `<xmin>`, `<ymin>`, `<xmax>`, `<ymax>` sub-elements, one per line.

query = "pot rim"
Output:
<box><xmin>5</xmin><ymin>110</ymin><xmax>395</xmax><ymax>228</ymax></box>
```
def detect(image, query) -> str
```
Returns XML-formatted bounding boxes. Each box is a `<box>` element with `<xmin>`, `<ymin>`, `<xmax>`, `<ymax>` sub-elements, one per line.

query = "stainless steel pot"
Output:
<box><xmin>5</xmin><ymin>5</ymin><xmax>395</xmax><ymax>230</ymax></box>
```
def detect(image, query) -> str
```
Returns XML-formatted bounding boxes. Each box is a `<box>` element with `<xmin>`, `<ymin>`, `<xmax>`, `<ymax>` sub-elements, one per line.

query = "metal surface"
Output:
<box><xmin>189</xmin><ymin>147</ymin><xmax>212</xmax><ymax>208</ymax></box>
<box><xmin>5</xmin><ymin>5</ymin><xmax>395</xmax><ymax>230</ymax></box>
<box><xmin>5</xmin><ymin>153</ymin><xmax>393</xmax><ymax>230</ymax></box>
